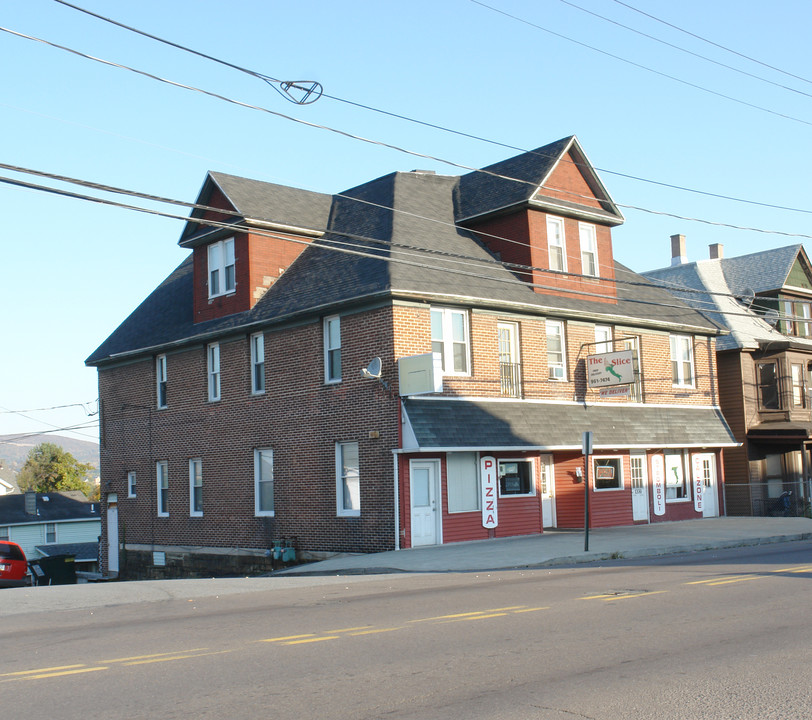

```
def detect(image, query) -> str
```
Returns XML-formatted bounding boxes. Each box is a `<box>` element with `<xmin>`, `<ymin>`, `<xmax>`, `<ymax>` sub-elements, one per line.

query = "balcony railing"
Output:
<box><xmin>500</xmin><ymin>362</ymin><xmax>522</xmax><ymax>398</ymax></box>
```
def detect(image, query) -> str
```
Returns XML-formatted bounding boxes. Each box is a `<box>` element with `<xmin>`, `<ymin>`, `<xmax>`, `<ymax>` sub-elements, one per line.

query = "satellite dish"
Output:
<box><xmin>740</xmin><ymin>287</ymin><xmax>756</xmax><ymax>308</ymax></box>
<box><xmin>361</xmin><ymin>357</ymin><xmax>382</xmax><ymax>380</ymax></box>
<box><xmin>764</xmin><ymin>309</ymin><xmax>780</xmax><ymax>327</ymax></box>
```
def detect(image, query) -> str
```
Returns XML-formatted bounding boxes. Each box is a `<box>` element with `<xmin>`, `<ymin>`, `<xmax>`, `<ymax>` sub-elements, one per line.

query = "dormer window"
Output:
<box><xmin>208</xmin><ymin>238</ymin><xmax>236</xmax><ymax>298</ymax></box>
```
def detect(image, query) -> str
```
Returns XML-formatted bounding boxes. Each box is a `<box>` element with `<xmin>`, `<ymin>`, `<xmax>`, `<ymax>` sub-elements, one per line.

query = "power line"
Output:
<box><xmin>609</xmin><ymin>0</ymin><xmax>812</xmax><ymax>88</ymax></box>
<box><xmin>559</xmin><ymin>0</ymin><xmax>812</xmax><ymax>101</ymax></box>
<box><xmin>468</xmin><ymin>0</ymin><xmax>812</xmax><ymax>128</ymax></box>
<box><xmin>0</xmin><ymin>401</ymin><xmax>97</xmax><ymax>415</ymax></box>
<box><xmin>38</xmin><ymin>3</ymin><xmax>812</xmax><ymax>219</ymax></box>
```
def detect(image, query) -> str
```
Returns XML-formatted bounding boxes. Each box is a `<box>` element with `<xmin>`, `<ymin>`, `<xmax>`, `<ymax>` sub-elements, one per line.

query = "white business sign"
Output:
<box><xmin>480</xmin><ymin>456</ymin><xmax>499</xmax><ymax>529</ymax></box>
<box><xmin>587</xmin><ymin>350</ymin><xmax>635</xmax><ymax>388</ymax></box>
<box><xmin>651</xmin><ymin>455</ymin><xmax>666</xmax><ymax>516</ymax></box>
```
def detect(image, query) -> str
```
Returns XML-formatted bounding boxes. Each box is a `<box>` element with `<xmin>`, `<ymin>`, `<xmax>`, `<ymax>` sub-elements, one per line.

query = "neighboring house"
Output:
<box><xmin>0</xmin><ymin>476</ymin><xmax>16</xmax><ymax>495</ymax></box>
<box><xmin>644</xmin><ymin>237</ymin><xmax>812</xmax><ymax>518</ymax></box>
<box><xmin>87</xmin><ymin>136</ymin><xmax>736</xmax><ymax>579</ymax></box>
<box><xmin>0</xmin><ymin>491</ymin><xmax>101</xmax><ymax>567</ymax></box>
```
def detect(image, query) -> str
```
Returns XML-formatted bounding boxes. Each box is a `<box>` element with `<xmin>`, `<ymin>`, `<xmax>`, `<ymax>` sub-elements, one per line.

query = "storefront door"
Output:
<box><xmin>630</xmin><ymin>454</ymin><xmax>649</xmax><ymax>522</ymax></box>
<box><xmin>539</xmin><ymin>454</ymin><xmax>555</xmax><ymax>527</ymax></box>
<box><xmin>410</xmin><ymin>460</ymin><xmax>440</xmax><ymax>546</ymax></box>
<box><xmin>695</xmin><ymin>454</ymin><xmax>719</xmax><ymax>517</ymax></box>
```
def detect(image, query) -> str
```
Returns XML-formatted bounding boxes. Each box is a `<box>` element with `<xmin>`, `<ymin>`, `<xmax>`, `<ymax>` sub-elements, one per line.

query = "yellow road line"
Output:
<box><xmin>349</xmin><ymin>627</ymin><xmax>403</xmax><ymax>636</ymax></box>
<box><xmin>259</xmin><ymin>634</ymin><xmax>316</xmax><ymax>643</ymax></box>
<box><xmin>707</xmin><ymin>575</ymin><xmax>764</xmax><ymax>586</ymax></box>
<box><xmin>513</xmin><ymin>607</ymin><xmax>550</xmax><ymax>613</ymax></box>
<box><xmin>687</xmin><ymin>575</ymin><xmax>752</xmax><ymax>585</ymax></box>
<box><xmin>488</xmin><ymin>606</ymin><xmax>527</xmax><ymax>612</ymax></box>
<box><xmin>410</xmin><ymin>611</ymin><xmax>488</xmax><ymax>622</ymax></box>
<box><xmin>325</xmin><ymin>626</ymin><xmax>373</xmax><ymax>634</ymax></box>
<box><xmin>103</xmin><ymin>649</ymin><xmax>208</xmax><ymax>663</ymax></box>
<box><xmin>2</xmin><ymin>664</ymin><xmax>85</xmax><ymax>678</ymax></box>
<box><xmin>23</xmin><ymin>667</ymin><xmax>108</xmax><ymax>680</ymax></box>
<box><xmin>440</xmin><ymin>612</ymin><xmax>509</xmax><ymax>623</ymax></box>
<box><xmin>123</xmin><ymin>649</ymin><xmax>232</xmax><ymax>666</ymax></box>
<box><xmin>602</xmin><ymin>591</ymin><xmax>667</xmax><ymax>601</ymax></box>
<box><xmin>283</xmin><ymin>636</ymin><xmax>340</xmax><ymax>645</ymax></box>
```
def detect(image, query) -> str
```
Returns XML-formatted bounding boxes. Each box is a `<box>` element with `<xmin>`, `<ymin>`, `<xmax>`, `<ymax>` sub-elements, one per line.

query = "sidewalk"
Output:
<box><xmin>2</xmin><ymin>517</ymin><xmax>810</xmax><ymax>617</ymax></box>
<box><xmin>277</xmin><ymin>516</ymin><xmax>812</xmax><ymax>575</ymax></box>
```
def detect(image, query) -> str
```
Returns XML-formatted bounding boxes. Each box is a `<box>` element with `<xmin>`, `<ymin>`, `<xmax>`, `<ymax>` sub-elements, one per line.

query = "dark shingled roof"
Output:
<box><xmin>36</xmin><ymin>541</ymin><xmax>99</xmax><ymax>562</ymax></box>
<box><xmin>718</xmin><ymin>244</ymin><xmax>803</xmax><ymax>296</ymax></box>
<box><xmin>402</xmin><ymin>398</ymin><xmax>737</xmax><ymax>450</ymax></box>
<box><xmin>0</xmin><ymin>492</ymin><xmax>100</xmax><ymax>525</ymax></box>
<box><xmin>86</xmin><ymin>144</ymin><xmax>718</xmax><ymax>366</ymax></box>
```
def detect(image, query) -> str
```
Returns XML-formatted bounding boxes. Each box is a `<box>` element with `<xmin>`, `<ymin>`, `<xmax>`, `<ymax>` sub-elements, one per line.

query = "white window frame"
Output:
<box><xmin>45</xmin><ymin>523</ymin><xmax>57</xmax><ymax>544</ymax></box>
<box><xmin>251</xmin><ymin>332</ymin><xmax>265</xmax><ymax>395</ymax></box>
<box><xmin>156</xmin><ymin>354</ymin><xmax>167</xmax><ymax>409</ymax></box>
<box><xmin>546</xmin><ymin>320</ymin><xmax>567</xmax><ymax>381</ymax></box>
<box><xmin>579</xmin><ymin>222</ymin><xmax>598</xmax><ymax>277</ymax></box>
<box><xmin>189</xmin><ymin>458</ymin><xmax>203</xmax><ymax>517</ymax></box>
<box><xmin>547</xmin><ymin>216</ymin><xmax>567</xmax><ymax>272</ymax></box>
<box><xmin>208</xmin><ymin>237</ymin><xmax>236</xmax><ymax>298</ymax></box>
<box><xmin>336</xmin><ymin>441</ymin><xmax>360</xmax><ymax>517</ymax></box>
<box><xmin>207</xmin><ymin>343</ymin><xmax>221</xmax><ymax>402</ymax></box>
<box><xmin>157</xmin><ymin>460</ymin><xmax>169</xmax><ymax>517</ymax></box>
<box><xmin>447</xmin><ymin>452</ymin><xmax>480</xmax><ymax>513</ymax></box>
<box><xmin>670</xmin><ymin>334</ymin><xmax>695</xmax><ymax>387</ymax></box>
<box><xmin>593</xmin><ymin>456</ymin><xmax>624</xmax><ymax>492</ymax></box>
<box><xmin>324</xmin><ymin>315</ymin><xmax>342</xmax><ymax>384</ymax></box>
<box><xmin>127</xmin><ymin>471</ymin><xmax>136</xmax><ymax>498</ymax></box>
<box><xmin>254</xmin><ymin>448</ymin><xmax>274</xmax><ymax>517</ymax></box>
<box><xmin>665</xmin><ymin>450</ymin><xmax>690</xmax><ymax>502</ymax></box>
<box><xmin>431</xmin><ymin>307</ymin><xmax>471</xmax><ymax>376</ymax></box>
<box><xmin>497</xmin><ymin>458</ymin><xmax>536</xmax><ymax>498</ymax></box>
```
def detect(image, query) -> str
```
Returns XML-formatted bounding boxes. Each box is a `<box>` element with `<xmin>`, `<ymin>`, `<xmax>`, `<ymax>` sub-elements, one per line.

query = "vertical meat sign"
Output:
<box><xmin>480</xmin><ymin>456</ymin><xmax>499</xmax><ymax>529</ymax></box>
<box><xmin>651</xmin><ymin>454</ymin><xmax>666</xmax><ymax>517</ymax></box>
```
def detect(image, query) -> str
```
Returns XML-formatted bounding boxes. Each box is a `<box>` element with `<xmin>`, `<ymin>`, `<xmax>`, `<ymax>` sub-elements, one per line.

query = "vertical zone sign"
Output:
<box><xmin>480</xmin><ymin>456</ymin><xmax>499</xmax><ymax>529</ymax></box>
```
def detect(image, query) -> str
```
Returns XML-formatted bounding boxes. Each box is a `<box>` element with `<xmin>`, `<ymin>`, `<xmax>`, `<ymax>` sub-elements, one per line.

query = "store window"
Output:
<box><xmin>593</xmin><ymin>457</ymin><xmax>623</xmax><ymax>491</ymax></box>
<box><xmin>665</xmin><ymin>451</ymin><xmax>689</xmax><ymax>501</ymax></box>
<box><xmin>498</xmin><ymin>459</ymin><xmax>534</xmax><ymax>496</ymax></box>
<box><xmin>447</xmin><ymin>452</ymin><xmax>479</xmax><ymax>513</ymax></box>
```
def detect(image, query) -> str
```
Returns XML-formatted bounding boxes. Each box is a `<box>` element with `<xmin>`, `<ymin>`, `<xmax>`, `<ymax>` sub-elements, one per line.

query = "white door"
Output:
<box><xmin>696</xmin><ymin>454</ymin><xmax>719</xmax><ymax>517</ymax></box>
<box><xmin>630</xmin><ymin>454</ymin><xmax>649</xmax><ymax>522</ymax></box>
<box><xmin>539</xmin><ymin>455</ymin><xmax>556</xmax><ymax>528</ymax></box>
<box><xmin>106</xmin><ymin>499</ymin><xmax>119</xmax><ymax>575</ymax></box>
<box><xmin>410</xmin><ymin>460</ymin><xmax>439</xmax><ymax>547</ymax></box>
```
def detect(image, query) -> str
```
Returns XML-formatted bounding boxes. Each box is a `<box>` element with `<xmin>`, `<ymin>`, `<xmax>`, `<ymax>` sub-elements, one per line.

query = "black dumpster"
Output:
<box><xmin>30</xmin><ymin>554</ymin><xmax>77</xmax><ymax>585</ymax></box>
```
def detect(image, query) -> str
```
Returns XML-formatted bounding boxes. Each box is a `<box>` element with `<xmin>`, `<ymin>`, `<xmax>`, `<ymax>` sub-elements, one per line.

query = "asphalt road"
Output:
<box><xmin>3</xmin><ymin>542</ymin><xmax>812</xmax><ymax>719</ymax></box>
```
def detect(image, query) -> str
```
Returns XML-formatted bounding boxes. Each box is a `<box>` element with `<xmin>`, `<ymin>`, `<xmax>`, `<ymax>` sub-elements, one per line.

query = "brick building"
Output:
<box><xmin>645</xmin><ymin>238</ymin><xmax>812</xmax><ymax>518</ymax></box>
<box><xmin>87</xmin><ymin>136</ymin><xmax>736</xmax><ymax>578</ymax></box>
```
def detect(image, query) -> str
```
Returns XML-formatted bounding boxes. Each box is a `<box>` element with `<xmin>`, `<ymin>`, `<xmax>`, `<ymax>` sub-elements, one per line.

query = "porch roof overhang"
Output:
<box><xmin>399</xmin><ymin>398</ymin><xmax>739</xmax><ymax>453</ymax></box>
<box><xmin>747</xmin><ymin>422</ymin><xmax>812</xmax><ymax>442</ymax></box>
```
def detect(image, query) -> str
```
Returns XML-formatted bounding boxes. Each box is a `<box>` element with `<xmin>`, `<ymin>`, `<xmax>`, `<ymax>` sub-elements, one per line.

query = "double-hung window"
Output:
<box><xmin>547</xmin><ymin>216</ymin><xmax>567</xmax><ymax>272</ymax></box>
<box><xmin>792</xmin><ymin>363</ymin><xmax>805</xmax><ymax>407</ymax></box>
<box><xmin>157</xmin><ymin>461</ymin><xmax>169</xmax><ymax>517</ymax></box>
<box><xmin>324</xmin><ymin>315</ymin><xmax>341</xmax><ymax>383</ymax></box>
<box><xmin>251</xmin><ymin>333</ymin><xmax>265</xmax><ymax>394</ymax></box>
<box><xmin>594</xmin><ymin>325</ymin><xmax>612</xmax><ymax>354</ymax></box>
<box><xmin>431</xmin><ymin>307</ymin><xmax>470</xmax><ymax>375</ymax></box>
<box><xmin>208</xmin><ymin>238</ymin><xmax>236</xmax><ymax>298</ymax></box>
<box><xmin>758</xmin><ymin>362</ymin><xmax>780</xmax><ymax>409</ymax></box>
<box><xmin>45</xmin><ymin>523</ymin><xmax>56</xmax><ymax>543</ymax></box>
<box><xmin>670</xmin><ymin>334</ymin><xmax>695</xmax><ymax>387</ymax></box>
<box><xmin>254</xmin><ymin>448</ymin><xmax>274</xmax><ymax>516</ymax></box>
<box><xmin>336</xmin><ymin>441</ymin><xmax>360</xmax><ymax>517</ymax></box>
<box><xmin>579</xmin><ymin>223</ymin><xmax>598</xmax><ymax>277</ymax></box>
<box><xmin>546</xmin><ymin>320</ymin><xmax>566</xmax><ymax>380</ymax></box>
<box><xmin>127</xmin><ymin>471</ymin><xmax>137</xmax><ymax>498</ymax></box>
<box><xmin>189</xmin><ymin>458</ymin><xmax>203</xmax><ymax>516</ymax></box>
<box><xmin>207</xmin><ymin>343</ymin><xmax>221</xmax><ymax>401</ymax></box>
<box><xmin>156</xmin><ymin>355</ymin><xmax>167</xmax><ymax>409</ymax></box>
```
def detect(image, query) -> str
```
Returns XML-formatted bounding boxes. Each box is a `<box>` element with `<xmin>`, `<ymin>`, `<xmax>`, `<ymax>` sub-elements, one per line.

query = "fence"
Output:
<box><xmin>725</xmin><ymin>478</ymin><xmax>812</xmax><ymax>518</ymax></box>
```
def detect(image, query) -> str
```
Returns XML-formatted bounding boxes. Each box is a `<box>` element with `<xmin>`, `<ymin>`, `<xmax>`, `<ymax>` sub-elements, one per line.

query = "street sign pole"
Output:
<box><xmin>582</xmin><ymin>431</ymin><xmax>593</xmax><ymax>552</ymax></box>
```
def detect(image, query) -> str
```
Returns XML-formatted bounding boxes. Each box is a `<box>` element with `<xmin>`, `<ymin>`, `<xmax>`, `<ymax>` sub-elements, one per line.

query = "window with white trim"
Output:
<box><xmin>792</xmin><ymin>363</ymin><xmax>805</xmax><ymax>407</ymax></box>
<box><xmin>254</xmin><ymin>448</ymin><xmax>274</xmax><ymax>516</ymax></box>
<box><xmin>594</xmin><ymin>325</ymin><xmax>612</xmax><ymax>354</ymax></box>
<box><xmin>547</xmin><ymin>216</ymin><xmax>567</xmax><ymax>272</ymax></box>
<box><xmin>593</xmin><ymin>457</ymin><xmax>623</xmax><ymax>491</ymax></box>
<box><xmin>207</xmin><ymin>343</ymin><xmax>221</xmax><ymax>401</ymax></box>
<box><xmin>431</xmin><ymin>307</ymin><xmax>470</xmax><ymax>375</ymax></box>
<box><xmin>127</xmin><ymin>471</ymin><xmax>136</xmax><ymax>498</ymax></box>
<box><xmin>546</xmin><ymin>320</ymin><xmax>566</xmax><ymax>380</ymax></box>
<box><xmin>251</xmin><ymin>333</ymin><xmax>265</xmax><ymax>394</ymax></box>
<box><xmin>0</xmin><ymin>526</ymin><xmax>8</xmax><ymax>541</ymax></box>
<box><xmin>189</xmin><ymin>458</ymin><xmax>203</xmax><ymax>516</ymax></box>
<box><xmin>447</xmin><ymin>452</ymin><xmax>479</xmax><ymax>513</ymax></box>
<box><xmin>498</xmin><ymin>459</ymin><xmax>535</xmax><ymax>496</ymax></box>
<box><xmin>45</xmin><ymin>523</ymin><xmax>56</xmax><ymax>543</ymax></box>
<box><xmin>670</xmin><ymin>334</ymin><xmax>695</xmax><ymax>387</ymax></box>
<box><xmin>208</xmin><ymin>238</ymin><xmax>235</xmax><ymax>298</ymax></box>
<box><xmin>324</xmin><ymin>315</ymin><xmax>341</xmax><ymax>383</ymax></box>
<box><xmin>336</xmin><ymin>441</ymin><xmax>360</xmax><ymax>516</ymax></box>
<box><xmin>579</xmin><ymin>223</ymin><xmax>598</xmax><ymax>277</ymax></box>
<box><xmin>156</xmin><ymin>355</ymin><xmax>167</xmax><ymax>409</ymax></box>
<box><xmin>157</xmin><ymin>461</ymin><xmax>169</xmax><ymax>516</ymax></box>
<box><xmin>665</xmin><ymin>450</ymin><xmax>689</xmax><ymax>501</ymax></box>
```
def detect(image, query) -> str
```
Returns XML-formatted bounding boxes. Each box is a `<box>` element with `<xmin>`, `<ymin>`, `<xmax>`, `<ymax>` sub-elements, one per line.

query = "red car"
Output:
<box><xmin>0</xmin><ymin>540</ymin><xmax>29</xmax><ymax>588</ymax></box>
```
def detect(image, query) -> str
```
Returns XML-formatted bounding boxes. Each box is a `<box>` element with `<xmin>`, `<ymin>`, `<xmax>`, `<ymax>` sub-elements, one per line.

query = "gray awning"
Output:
<box><xmin>401</xmin><ymin>398</ymin><xmax>738</xmax><ymax>452</ymax></box>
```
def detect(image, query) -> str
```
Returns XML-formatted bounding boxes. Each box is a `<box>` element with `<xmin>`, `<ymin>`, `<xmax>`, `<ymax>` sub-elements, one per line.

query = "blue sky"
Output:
<box><xmin>2</xmin><ymin>0</ymin><xmax>811</xmax><ymax>444</ymax></box>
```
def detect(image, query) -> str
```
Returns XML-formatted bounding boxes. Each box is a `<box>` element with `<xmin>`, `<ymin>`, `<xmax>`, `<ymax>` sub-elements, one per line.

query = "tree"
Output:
<box><xmin>17</xmin><ymin>442</ymin><xmax>94</xmax><ymax>496</ymax></box>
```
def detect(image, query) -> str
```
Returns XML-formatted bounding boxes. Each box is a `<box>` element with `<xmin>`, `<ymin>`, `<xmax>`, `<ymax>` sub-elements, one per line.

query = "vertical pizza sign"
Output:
<box><xmin>480</xmin><ymin>456</ymin><xmax>499</xmax><ymax>529</ymax></box>
<box><xmin>651</xmin><ymin>454</ymin><xmax>666</xmax><ymax>517</ymax></box>
<box><xmin>692</xmin><ymin>455</ymin><xmax>704</xmax><ymax>514</ymax></box>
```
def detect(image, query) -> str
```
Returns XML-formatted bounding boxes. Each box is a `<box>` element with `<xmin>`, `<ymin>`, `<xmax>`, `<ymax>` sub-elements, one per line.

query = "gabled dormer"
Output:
<box><xmin>179</xmin><ymin>172</ymin><xmax>333</xmax><ymax>323</ymax></box>
<box><xmin>456</xmin><ymin>136</ymin><xmax>624</xmax><ymax>304</ymax></box>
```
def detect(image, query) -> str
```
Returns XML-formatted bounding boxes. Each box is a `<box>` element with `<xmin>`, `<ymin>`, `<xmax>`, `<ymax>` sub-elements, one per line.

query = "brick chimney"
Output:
<box><xmin>670</xmin><ymin>234</ymin><xmax>687</xmax><ymax>266</ymax></box>
<box><xmin>709</xmin><ymin>243</ymin><xmax>723</xmax><ymax>259</ymax></box>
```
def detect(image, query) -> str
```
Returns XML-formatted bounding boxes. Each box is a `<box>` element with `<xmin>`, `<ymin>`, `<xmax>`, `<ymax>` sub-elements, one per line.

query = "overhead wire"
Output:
<box><xmin>42</xmin><ymin>1</ymin><xmax>812</xmax><ymax>219</ymax></box>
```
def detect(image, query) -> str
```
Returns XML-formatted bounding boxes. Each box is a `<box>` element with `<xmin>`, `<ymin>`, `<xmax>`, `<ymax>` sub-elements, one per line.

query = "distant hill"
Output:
<box><xmin>0</xmin><ymin>434</ymin><xmax>100</xmax><ymax>479</ymax></box>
